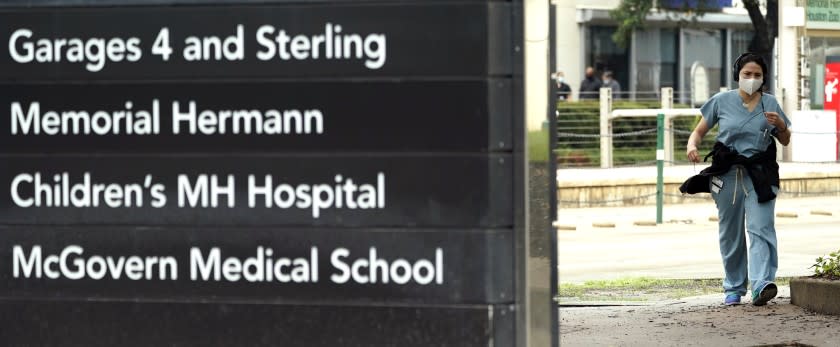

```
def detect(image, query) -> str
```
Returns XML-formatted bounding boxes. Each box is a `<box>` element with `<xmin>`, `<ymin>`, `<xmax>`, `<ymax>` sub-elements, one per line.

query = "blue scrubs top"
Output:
<box><xmin>700</xmin><ymin>90</ymin><xmax>791</xmax><ymax>157</ymax></box>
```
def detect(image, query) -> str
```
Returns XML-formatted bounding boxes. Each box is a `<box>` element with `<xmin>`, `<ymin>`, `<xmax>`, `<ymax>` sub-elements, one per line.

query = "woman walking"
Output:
<box><xmin>681</xmin><ymin>52</ymin><xmax>791</xmax><ymax>306</ymax></box>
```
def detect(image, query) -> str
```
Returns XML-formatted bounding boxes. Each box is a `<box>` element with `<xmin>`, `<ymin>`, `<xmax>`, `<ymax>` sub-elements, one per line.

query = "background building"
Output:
<box><xmin>553</xmin><ymin>0</ymin><xmax>758</xmax><ymax>102</ymax></box>
<box><xmin>805</xmin><ymin>0</ymin><xmax>840</xmax><ymax>110</ymax></box>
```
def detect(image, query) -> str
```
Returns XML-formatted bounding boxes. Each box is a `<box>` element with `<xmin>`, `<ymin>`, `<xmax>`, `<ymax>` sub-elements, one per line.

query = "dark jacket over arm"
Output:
<box><xmin>679</xmin><ymin>141</ymin><xmax>780</xmax><ymax>202</ymax></box>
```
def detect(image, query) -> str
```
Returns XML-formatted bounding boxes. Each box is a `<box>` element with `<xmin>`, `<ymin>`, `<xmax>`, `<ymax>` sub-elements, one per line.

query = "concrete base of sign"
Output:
<box><xmin>0</xmin><ymin>301</ymin><xmax>514</xmax><ymax>346</ymax></box>
<box><xmin>790</xmin><ymin>277</ymin><xmax>840</xmax><ymax>315</ymax></box>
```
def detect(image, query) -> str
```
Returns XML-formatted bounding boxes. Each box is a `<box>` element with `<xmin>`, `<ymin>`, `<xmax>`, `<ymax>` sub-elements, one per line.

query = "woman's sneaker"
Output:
<box><xmin>752</xmin><ymin>281</ymin><xmax>778</xmax><ymax>306</ymax></box>
<box><xmin>724</xmin><ymin>293</ymin><xmax>741</xmax><ymax>305</ymax></box>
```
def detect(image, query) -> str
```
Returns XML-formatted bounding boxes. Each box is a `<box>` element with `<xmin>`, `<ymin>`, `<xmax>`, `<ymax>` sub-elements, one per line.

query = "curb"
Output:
<box><xmin>556</xmin><ymin>301</ymin><xmax>659</xmax><ymax>307</ymax></box>
<box><xmin>790</xmin><ymin>277</ymin><xmax>840</xmax><ymax>316</ymax></box>
<box><xmin>552</xmin><ymin>221</ymin><xmax>576</xmax><ymax>231</ymax></box>
<box><xmin>776</xmin><ymin>212</ymin><xmax>798</xmax><ymax>218</ymax></box>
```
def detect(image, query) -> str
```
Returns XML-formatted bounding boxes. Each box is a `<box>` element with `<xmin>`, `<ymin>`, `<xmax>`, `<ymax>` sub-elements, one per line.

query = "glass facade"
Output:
<box><xmin>808</xmin><ymin>37</ymin><xmax>840</xmax><ymax>109</ymax></box>
<box><xmin>585</xmin><ymin>26</ymin><xmax>629</xmax><ymax>96</ymax></box>
<box><xmin>635</xmin><ymin>28</ymin><xmax>678</xmax><ymax>93</ymax></box>
<box><xmin>582</xmin><ymin>24</ymin><xmax>754</xmax><ymax>101</ymax></box>
<box><xmin>681</xmin><ymin>28</ymin><xmax>724</xmax><ymax>100</ymax></box>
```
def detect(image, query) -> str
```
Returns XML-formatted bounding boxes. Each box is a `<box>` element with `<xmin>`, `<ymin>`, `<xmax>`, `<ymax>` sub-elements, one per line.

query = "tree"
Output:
<box><xmin>611</xmin><ymin>0</ymin><xmax>778</xmax><ymax>60</ymax></box>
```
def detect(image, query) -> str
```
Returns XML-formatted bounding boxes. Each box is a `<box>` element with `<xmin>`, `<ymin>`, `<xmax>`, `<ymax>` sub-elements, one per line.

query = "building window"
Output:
<box><xmin>634</xmin><ymin>28</ymin><xmax>678</xmax><ymax>93</ymax></box>
<box><xmin>660</xmin><ymin>29</ymin><xmax>678</xmax><ymax>90</ymax></box>
<box><xmin>586</xmin><ymin>26</ymin><xmax>629</xmax><ymax>97</ymax></box>
<box><xmin>808</xmin><ymin>36</ymin><xmax>840</xmax><ymax>109</ymax></box>
<box><xmin>681</xmin><ymin>28</ymin><xmax>723</xmax><ymax>101</ymax></box>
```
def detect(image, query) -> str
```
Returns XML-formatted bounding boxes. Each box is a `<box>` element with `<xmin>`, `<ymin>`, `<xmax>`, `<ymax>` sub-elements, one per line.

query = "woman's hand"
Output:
<box><xmin>686</xmin><ymin>118</ymin><xmax>709</xmax><ymax>163</ymax></box>
<box><xmin>766</xmin><ymin>111</ymin><xmax>792</xmax><ymax>145</ymax></box>
<box><xmin>764</xmin><ymin>111</ymin><xmax>786</xmax><ymax>131</ymax></box>
<box><xmin>687</xmin><ymin>145</ymin><xmax>700</xmax><ymax>163</ymax></box>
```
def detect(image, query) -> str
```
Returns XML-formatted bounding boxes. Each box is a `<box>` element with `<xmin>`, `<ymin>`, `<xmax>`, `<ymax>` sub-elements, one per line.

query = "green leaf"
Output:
<box><xmin>810</xmin><ymin>249</ymin><xmax>840</xmax><ymax>277</ymax></box>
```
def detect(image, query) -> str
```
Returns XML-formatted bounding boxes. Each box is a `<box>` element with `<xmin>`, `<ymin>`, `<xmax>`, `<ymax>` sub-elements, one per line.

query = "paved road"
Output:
<box><xmin>557</xmin><ymin>196</ymin><xmax>840</xmax><ymax>283</ymax></box>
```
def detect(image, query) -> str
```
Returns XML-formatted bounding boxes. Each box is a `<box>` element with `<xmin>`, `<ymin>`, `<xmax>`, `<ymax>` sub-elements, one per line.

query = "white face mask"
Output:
<box><xmin>739</xmin><ymin>78</ymin><xmax>763</xmax><ymax>95</ymax></box>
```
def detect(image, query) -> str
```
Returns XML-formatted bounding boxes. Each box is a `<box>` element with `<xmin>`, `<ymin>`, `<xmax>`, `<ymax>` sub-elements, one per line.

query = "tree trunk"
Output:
<box><xmin>743</xmin><ymin>0</ymin><xmax>773</xmax><ymax>57</ymax></box>
<box><xmin>742</xmin><ymin>0</ymin><xmax>777</xmax><ymax>91</ymax></box>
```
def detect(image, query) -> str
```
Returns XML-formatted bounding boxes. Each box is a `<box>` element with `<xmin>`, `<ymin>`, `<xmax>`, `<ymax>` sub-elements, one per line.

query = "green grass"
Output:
<box><xmin>557</xmin><ymin>277</ymin><xmax>792</xmax><ymax>302</ymax></box>
<box><xmin>528</xmin><ymin>129</ymin><xmax>551</xmax><ymax>163</ymax></box>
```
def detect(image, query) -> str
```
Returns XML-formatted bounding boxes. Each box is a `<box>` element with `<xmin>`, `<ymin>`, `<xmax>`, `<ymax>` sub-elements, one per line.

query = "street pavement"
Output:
<box><xmin>556</xmin><ymin>195</ymin><xmax>840</xmax><ymax>346</ymax></box>
<box><xmin>559</xmin><ymin>286</ymin><xmax>840</xmax><ymax>346</ymax></box>
<box><xmin>557</xmin><ymin>195</ymin><xmax>840</xmax><ymax>284</ymax></box>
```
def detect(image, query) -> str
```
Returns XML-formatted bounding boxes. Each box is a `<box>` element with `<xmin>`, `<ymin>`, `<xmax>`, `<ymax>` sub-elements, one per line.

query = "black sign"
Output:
<box><xmin>0</xmin><ymin>226</ymin><xmax>513</xmax><ymax>304</ymax></box>
<box><xmin>0</xmin><ymin>0</ymin><xmax>524</xmax><ymax>345</ymax></box>
<box><xmin>0</xmin><ymin>80</ymin><xmax>512</xmax><ymax>152</ymax></box>
<box><xmin>1</xmin><ymin>155</ymin><xmax>513</xmax><ymax>227</ymax></box>
<box><xmin>0</xmin><ymin>3</ymin><xmax>512</xmax><ymax>80</ymax></box>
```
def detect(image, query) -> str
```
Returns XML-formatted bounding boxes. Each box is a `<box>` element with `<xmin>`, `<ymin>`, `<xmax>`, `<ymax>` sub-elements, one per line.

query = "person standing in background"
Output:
<box><xmin>601</xmin><ymin>71</ymin><xmax>621</xmax><ymax>99</ymax></box>
<box><xmin>553</xmin><ymin>71</ymin><xmax>572</xmax><ymax>101</ymax></box>
<box><xmin>578</xmin><ymin>66</ymin><xmax>601</xmax><ymax>100</ymax></box>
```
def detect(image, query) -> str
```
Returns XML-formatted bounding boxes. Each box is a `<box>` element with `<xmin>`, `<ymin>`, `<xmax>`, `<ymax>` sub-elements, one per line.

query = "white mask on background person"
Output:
<box><xmin>739</xmin><ymin>78</ymin><xmax>762</xmax><ymax>95</ymax></box>
<box><xmin>557</xmin><ymin>77</ymin><xmax>565</xmax><ymax>83</ymax></box>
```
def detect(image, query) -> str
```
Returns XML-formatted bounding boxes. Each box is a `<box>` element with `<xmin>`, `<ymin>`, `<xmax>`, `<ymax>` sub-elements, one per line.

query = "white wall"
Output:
<box><xmin>554</xmin><ymin>1</ymin><xmax>583</xmax><ymax>100</ymax></box>
<box><xmin>526</xmin><ymin>0</ymin><xmax>550</xmax><ymax>131</ymax></box>
<box><xmin>552</xmin><ymin>0</ymin><xmax>619</xmax><ymax>99</ymax></box>
<box><xmin>777</xmin><ymin>0</ymin><xmax>801</xmax><ymax>161</ymax></box>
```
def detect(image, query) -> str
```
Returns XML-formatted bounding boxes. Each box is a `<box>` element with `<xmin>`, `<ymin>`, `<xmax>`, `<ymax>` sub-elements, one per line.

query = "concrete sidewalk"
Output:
<box><xmin>555</xmin><ymin>170</ymin><xmax>840</xmax><ymax>346</ymax></box>
<box><xmin>560</xmin><ymin>285</ymin><xmax>840</xmax><ymax>346</ymax></box>
<box><xmin>556</xmin><ymin>196</ymin><xmax>840</xmax><ymax>346</ymax></box>
<box><xmin>557</xmin><ymin>196</ymin><xmax>840</xmax><ymax>283</ymax></box>
<box><xmin>555</xmin><ymin>193</ymin><xmax>840</xmax><ymax>232</ymax></box>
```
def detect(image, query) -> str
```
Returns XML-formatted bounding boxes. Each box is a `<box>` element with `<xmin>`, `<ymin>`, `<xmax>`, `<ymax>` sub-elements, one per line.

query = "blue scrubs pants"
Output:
<box><xmin>710</xmin><ymin>165</ymin><xmax>778</xmax><ymax>296</ymax></box>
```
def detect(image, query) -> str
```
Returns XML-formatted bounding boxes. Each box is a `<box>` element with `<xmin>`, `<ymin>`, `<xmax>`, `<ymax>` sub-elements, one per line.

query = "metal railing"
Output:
<box><xmin>556</xmin><ymin>87</ymin><xmax>707</xmax><ymax>168</ymax></box>
<box><xmin>556</xmin><ymin>89</ymin><xmax>668</xmax><ymax>167</ymax></box>
<box><xmin>555</xmin><ymin>87</ymin><xmax>840</xmax><ymax>168</ymax></box>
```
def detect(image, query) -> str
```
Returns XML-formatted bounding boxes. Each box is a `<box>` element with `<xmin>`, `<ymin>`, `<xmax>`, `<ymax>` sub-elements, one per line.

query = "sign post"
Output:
<box><xmin>0</xmin><ymin>1</ymin><xmax>546</xmax><ymax>345</ymax></box>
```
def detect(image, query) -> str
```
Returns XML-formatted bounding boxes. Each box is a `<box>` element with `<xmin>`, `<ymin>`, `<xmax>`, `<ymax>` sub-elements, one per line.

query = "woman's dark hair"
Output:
<box><xmin>733</xmin><ymin>52</ymin><xmax>769</xmax><ymax>90</ymax></box>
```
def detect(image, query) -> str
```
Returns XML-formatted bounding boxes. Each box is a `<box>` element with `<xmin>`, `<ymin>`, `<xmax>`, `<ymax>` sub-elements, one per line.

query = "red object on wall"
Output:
<box><xmin>824</xmin><ymin>58</ymin><xmax>840</xmax><ymax>159</ymax></box>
